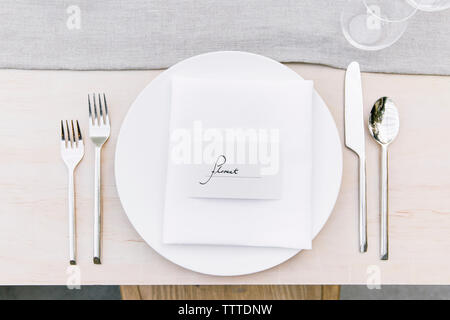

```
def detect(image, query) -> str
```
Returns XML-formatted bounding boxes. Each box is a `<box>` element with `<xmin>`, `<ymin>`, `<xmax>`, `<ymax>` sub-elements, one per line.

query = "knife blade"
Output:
<box><xmin>345</xmin><ymin>61</ymin><xmax>367</xmax><ymax>253</ymax></box>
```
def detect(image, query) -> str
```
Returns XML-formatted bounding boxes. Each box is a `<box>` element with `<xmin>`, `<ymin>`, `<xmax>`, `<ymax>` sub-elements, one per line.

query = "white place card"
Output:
<box><xmin>187</xmin><ymin>156</ymin><xmax>282</xmax><ymax>200</ymax></box>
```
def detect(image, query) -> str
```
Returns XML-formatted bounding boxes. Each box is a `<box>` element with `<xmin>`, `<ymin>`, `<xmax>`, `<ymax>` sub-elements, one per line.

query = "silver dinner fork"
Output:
<box><xmin>60</xmin><ymin>120</ymin><xmax>84</xmax><ymax>265</ymax></box>
<box><xmin>88</xmin><ymin>93</ymin><xmax>110</xmax><ymax>264</ymax></box>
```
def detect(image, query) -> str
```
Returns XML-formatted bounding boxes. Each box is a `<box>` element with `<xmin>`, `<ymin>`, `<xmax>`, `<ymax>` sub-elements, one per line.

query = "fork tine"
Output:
<box><xmin>93</xmin><ymin>93</ymin><xmax>98</xmax><ymax>125</ymax></box>
<box><xmin>66</xmin><ymin>120</ymin><xmax>72</xmax><ymax>147</ymax></box>
<box><xmin>71</xmin><ymin>120</ymin><xmax>76</xmax><ymax>144</ymax></box>
<box><xmin>61</xmin><ymin>120</ymin><xmax>65</xmax><ymax>142</ymax></box>
<box><xmin>98</xmin><ymin>93</ymin><xmax>103</xmax><ymax>117</ymax></box>
<box><xmin>103</xmin><ymin>93</ymin><xmax>110</xmax><ymax>125</ymax></box>
<box><xmin>88</xmin><ymin>94</ymin><xmax>93</xmax><ymax>125</ymax></box>
<box><xmin>98</xmin><ymin>93</ymin><xmax>104</xmax><ymax>125</ymax></box>
<box><xmin>76</xmin><ymin>120</ymin><xmax>82</xmax><ymax>141</ymax></box>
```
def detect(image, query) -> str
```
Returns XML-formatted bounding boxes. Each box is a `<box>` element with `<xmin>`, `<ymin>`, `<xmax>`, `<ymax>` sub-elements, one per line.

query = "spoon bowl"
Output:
<box><xmin>368</xmin><ymin>97</ymin><xmax>400</xmax><ymax>146</ymax></box>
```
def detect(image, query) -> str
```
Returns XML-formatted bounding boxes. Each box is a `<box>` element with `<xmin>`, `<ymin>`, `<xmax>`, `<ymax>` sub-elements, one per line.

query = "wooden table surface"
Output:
<box><xmin>0</xmin><ymin>63</ymin><xmax>449</xmax><ymax>285</ymax></box>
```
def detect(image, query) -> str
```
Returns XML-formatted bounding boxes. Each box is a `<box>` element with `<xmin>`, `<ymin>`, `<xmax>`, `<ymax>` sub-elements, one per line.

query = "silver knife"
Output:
<box><xmin>345</xmin><ymin>61</ymin><xmax>367</xmax><ymax>253</ymax></box>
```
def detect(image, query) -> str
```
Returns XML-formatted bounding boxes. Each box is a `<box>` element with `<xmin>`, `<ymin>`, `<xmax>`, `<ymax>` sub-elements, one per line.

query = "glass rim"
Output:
<box><xmin>408</xmin><ymin>0</ymin><xmax>450</xmax><ymax>11</ymax></box>
<box><xmin>363</xmin><ymin>0</ymin><xmax>419</xmax><ymax>22</ymax></box>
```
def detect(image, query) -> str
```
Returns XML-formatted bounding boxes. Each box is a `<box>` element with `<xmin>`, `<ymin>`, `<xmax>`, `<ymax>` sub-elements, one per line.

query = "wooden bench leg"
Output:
<box><xmin>120</xmin><ymin>285</ymin><xmax>340</xmax><ymax>300</ymax></box>
<box><xmin>322</xmin><ymin>285</ymin><xmax>340</xmax><ymax>300</ymax></box>
<box><xmin>120</xmin><ymin>285</ymin><xmax>141</xmax><ymax>300</ymax></box>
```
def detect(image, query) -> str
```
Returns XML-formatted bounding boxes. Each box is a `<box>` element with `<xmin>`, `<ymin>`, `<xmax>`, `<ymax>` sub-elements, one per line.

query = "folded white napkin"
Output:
<box><xmin>162</xmin><ymin>76</ymin><xmax>314</xmax><ymax>249</ymax></box>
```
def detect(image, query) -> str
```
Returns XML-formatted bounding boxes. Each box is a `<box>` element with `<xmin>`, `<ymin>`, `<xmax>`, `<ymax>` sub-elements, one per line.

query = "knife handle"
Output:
<box><xmin>359</xmin><ymin>154</ymin><xmax>368</xmax><ymax>253</ymax></box>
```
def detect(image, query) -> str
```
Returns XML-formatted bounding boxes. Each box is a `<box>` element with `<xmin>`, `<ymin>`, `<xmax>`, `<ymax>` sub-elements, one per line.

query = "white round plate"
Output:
<box><xmin>115</xmin><ymin>51</ymin><xmax>342</xmax><ymax>276</ymax></box>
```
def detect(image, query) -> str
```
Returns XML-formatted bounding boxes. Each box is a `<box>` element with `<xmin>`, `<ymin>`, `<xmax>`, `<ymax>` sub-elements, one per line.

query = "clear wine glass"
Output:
<box><xmin>341</xmin><ymin>0</ymin><xmax>411</xmax><ymax>51</ymax></box>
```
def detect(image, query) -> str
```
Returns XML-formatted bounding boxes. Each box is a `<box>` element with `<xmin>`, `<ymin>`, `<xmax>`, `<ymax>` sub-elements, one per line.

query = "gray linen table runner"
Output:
<box><xmin>0</xmin><ymin>0</ymin><xmax>449</xmax><ymax>75</ymax></box>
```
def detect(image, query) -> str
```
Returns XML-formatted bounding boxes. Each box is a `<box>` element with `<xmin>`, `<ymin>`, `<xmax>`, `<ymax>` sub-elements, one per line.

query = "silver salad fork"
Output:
<box><xmin>88</xmin><ymin>93</ymin><xmax>110</xmax><ymax>264</ymax></box>
<box><xmin>60</xmin><ymin>120</ymin><xmax>84</xmax><ymax>265</ymax></box>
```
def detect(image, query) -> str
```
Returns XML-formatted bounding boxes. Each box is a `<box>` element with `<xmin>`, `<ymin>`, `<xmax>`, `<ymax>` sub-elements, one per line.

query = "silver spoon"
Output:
<box><xmin>368</xmin><ymin>97</ymin><xmax>400</xmax><ymax>260</ymax></box>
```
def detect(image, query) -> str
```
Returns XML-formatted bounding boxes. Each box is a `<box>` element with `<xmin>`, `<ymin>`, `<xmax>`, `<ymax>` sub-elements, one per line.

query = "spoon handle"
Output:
<box><xmin>380</xmin><ymin>144</ymin><xmax>389</xmax><ymax>260</ymax></box>
<box><xmin>359</xmin><ymin>155</ymin><xmax>368</xmax><ymax>253</ymax></box>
